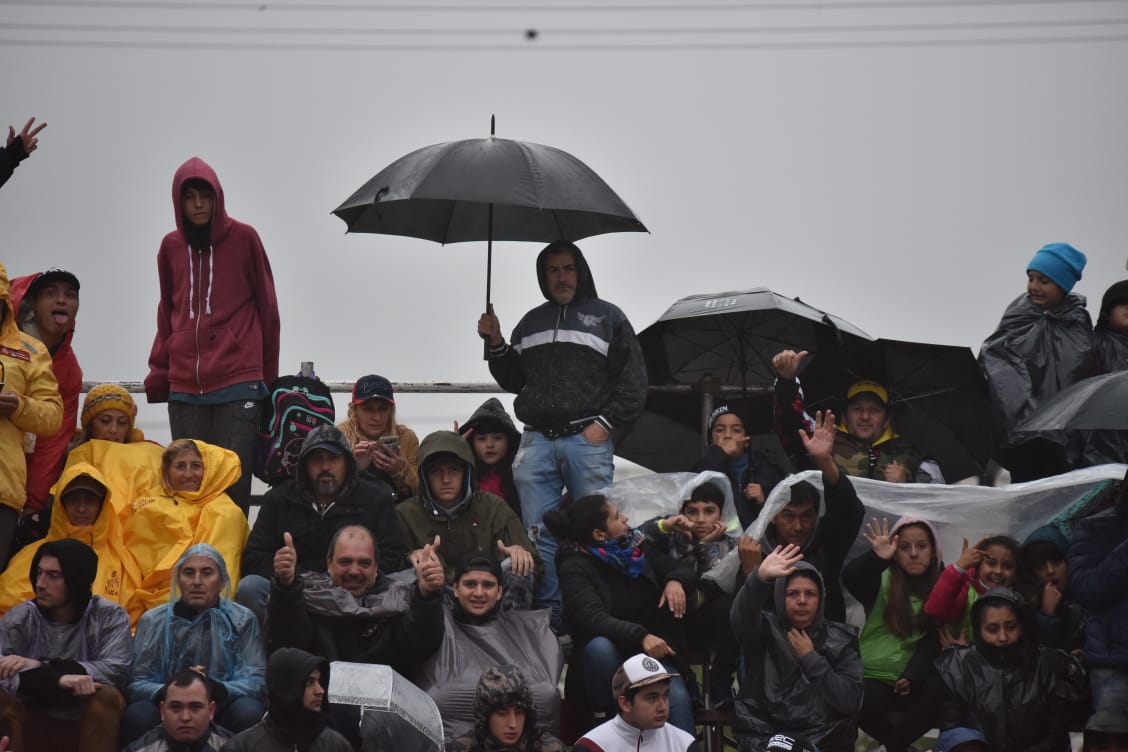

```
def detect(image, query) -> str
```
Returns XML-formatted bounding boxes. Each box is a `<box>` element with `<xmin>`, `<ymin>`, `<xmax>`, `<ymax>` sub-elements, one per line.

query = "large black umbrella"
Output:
<box><xmin>638</xmin><ymin>288</ymin><xmax>873</xmax><ymax>392</ymax></box>
<box><xmin>1014</xmin><ymin>371</ymin><xmax>1128</xmax><ymax>432</ymax></box>
<box><xmin>798</xmin><ymin>338</ymin><xmax>992</xmax><ymax>481</ymax></box>
<box><xmin>332</xmin><ymin>118</ymin><xmax>646</xmax><ymax>309</ymax></box>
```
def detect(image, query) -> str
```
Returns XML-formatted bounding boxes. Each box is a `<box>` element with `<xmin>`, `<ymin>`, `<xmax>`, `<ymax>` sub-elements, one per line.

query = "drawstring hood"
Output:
<box><xmin>173</xmin><ymin>159</ymin><xmax>226</xmax><ymax>320</ymax></box>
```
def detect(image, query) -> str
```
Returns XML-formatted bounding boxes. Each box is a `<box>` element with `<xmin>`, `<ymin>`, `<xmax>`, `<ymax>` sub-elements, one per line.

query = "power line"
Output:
<box><xmin>3</xmin><ymin>31</ymin><xmax>1125</xmax><ymax>51</ymax></box>
<box><xmin>0</xmin><ymin>0</ymin><xmax>1121</xmax><ymax>12</ymax></box>
<box><xmin>3</xmin><ymin>17</ymin><xmax>1126</xmax><ymax>36</ymax></box>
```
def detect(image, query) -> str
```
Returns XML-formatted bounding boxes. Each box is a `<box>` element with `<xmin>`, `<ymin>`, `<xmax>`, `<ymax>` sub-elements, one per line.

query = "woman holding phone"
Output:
<box><xmin>337</xmin><ymin>374</ymin><xmax>420</xmax><ymax>501</ymax></box>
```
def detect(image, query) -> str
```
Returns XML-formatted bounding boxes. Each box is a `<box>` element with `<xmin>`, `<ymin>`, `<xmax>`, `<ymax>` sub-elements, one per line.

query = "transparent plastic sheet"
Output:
<box><xmin>604</xmin><ymin>466</ymin><xmax>1127</xmax><ymax>596</ymax></box>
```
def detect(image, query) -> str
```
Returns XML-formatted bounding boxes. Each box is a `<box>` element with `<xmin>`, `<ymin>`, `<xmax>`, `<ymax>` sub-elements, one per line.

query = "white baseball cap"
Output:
<box><xmin>611</xmin><ymin>653</ymin><xmax>675</xmax><ymax>697</ymax></box>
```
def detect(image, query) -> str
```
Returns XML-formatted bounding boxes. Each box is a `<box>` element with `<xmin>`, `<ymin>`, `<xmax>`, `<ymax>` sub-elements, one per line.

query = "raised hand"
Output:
<box><xmin>274</xmin><ymin>531</ymin><xmax>297</xmax><ymax>586</ymax></box>
<box><xmin>413</xmin><ymin>536</ymin><xmax>445</xmax><ymax>595</ymax></box>
<box><xmin>497</xmin><ymin>539</ymin><xmax>534</xmax><ymax>577</ymax></box>
<box><xmin>757</xmin><ymin>544</ymin><xmax>804</xmax><ymax>582</ymax></box>
<box><xmin>7</xmin><ymin>117</ymin><xmax>46</xmax><ymax>156</ymax></box>
<box><xmin>863</xmin><ymin>517</ymin><xmax>898</xmax><ymax>561</ymax></box>
<box><xmin>799</xmin><ymin>410</ymin><xmax>836</xmax><ymax>462</ymax></box>
<box><xmin>772</xmin><ymin>349</ymin><xmax>808</xmax><ymax>380</ymax></box>
<box><xmin>738</xmin><ymin>535</ymin><xmax>763</xmax><ymax>576</ymax></box>
<box><xmin>658</xmin><ymin>580</ymin><xmax>686</xmax><ymax>618</ymax></box>
<box><xmin>956</xmin><ymin>537</ymin><xmax>987</xmax><ymax>570</ymax></box>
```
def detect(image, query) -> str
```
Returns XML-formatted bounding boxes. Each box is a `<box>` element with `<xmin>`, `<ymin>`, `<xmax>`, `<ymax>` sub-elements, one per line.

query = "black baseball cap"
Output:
<box><xmin>351</xmin><ymin>374</ymin><xmax>395</xmax><ymax>405</ymax></box>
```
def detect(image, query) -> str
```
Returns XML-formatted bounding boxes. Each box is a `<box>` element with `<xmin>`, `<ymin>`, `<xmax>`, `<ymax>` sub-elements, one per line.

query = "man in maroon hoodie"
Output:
<box><xmin>144</xmin><ymin>158</ymin><xmax>281</xmax><ymax>514</ymax></box>
<box><xmin>10</xmin><ymin>269</ymin><xmax>82</xmax><ymax>547</ymax></box>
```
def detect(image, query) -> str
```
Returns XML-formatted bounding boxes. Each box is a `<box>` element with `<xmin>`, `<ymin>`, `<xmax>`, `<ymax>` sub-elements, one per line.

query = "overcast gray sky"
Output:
<box><xmin>3</xmin><ymin>0</ymin><xmax>1127</xmax><ymax>389</ymax></box>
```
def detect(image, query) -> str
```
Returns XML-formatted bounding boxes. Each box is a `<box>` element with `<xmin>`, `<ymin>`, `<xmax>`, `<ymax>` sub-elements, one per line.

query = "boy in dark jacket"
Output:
<box><xmin>223</xmin><ymin>648</ymin><xmax>350</xmax><ymax>752</ymax></box>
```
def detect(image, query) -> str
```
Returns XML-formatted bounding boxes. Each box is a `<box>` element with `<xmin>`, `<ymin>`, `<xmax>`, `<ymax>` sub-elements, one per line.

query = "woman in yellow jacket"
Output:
<box><xmin>122</xmin><ymin>438</ymin><xmax>249</xmax><ymax>615</ymax></box>
<box><xmin>0</xmin><ymin>462</ymin><xmax>142</xmax><ymax>624</ymax></box>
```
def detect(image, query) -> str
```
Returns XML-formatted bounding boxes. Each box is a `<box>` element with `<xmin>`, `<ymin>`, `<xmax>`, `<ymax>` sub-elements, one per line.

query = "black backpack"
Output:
<box><xmin>255</xmin><ymin>375</ymin><xmax>336</xmax><ymax>485</ymax></box>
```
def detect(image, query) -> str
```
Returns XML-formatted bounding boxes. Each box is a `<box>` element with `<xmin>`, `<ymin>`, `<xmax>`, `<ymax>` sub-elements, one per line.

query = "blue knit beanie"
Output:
<box><xmin>1027</xmin><ymin>243</ymin><xmax>1087</xmax><ymax>293</ymax></box>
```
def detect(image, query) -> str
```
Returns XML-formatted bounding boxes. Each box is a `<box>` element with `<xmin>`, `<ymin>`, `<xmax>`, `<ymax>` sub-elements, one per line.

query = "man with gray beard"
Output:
<box><xmin>236</xmin><ymin>424</ymin><xmax>407</xmax><ymax>625</ymax></box>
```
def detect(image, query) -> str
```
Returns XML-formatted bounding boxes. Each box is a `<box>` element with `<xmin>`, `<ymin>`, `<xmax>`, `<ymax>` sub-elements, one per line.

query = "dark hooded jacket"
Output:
<box><xmin>979</xmin><ymin>291</ymin><xmax>1093</xmax><ymax>446</ymax></box>
<box><xmin>243</xmin><ymin>424</ymin><xmax>405</xmax><ymax>578</ymax></box>
<box><xmin>223</xmin><ymin>648</ymin><xmax>351</xmax><ymax>752</ymax></box>
<box><xmin>487</xmin><ymin>243</ymin><xmax>647</xmax><ymax>433</ymax></box>
<box><xmin>730</xmin><ymin>562</ymin><xmax>862</xmax><ymax>752</ymax></box>
<box><xmin>756</xmin><ymin>476</ymin><xmax>864</xmax><ymax>623</ymax></box>
<box><xmin>144</xmin><ymin>157</ymin><xmax>280</xmax><ymax>402</ymax></box>
<box><xmin>1021</xmin><ymin>524</ymin><xmax>1085</xmax><ymax>652</ymax></box>
<box><xmin>1068</xmin><ymin>487</ymin><xmax>1128</xmax><ymax>670</ymax></box>
<box><xmin>397</xmin><ymin>431</ymin><xmax>541</xmax><ymax>584</ymax></box>
<box><xmin>10</xmin><ymin>271</ymin><xmax>82</xmax><ymax>513</ymax></box>
<box><xmin>448</xmin><ymin>665</ymin><xmax>566</xmax><ymax>752</ymax></box>
<box><xmin>935</xmin><ymin>587</ymin><xmax>1072</xmax><ymax>752</ymax></box>
<box><xmin>459</xmin><ymin>397</ymin><xmax>522</xmax><ymax>519</ymax></box>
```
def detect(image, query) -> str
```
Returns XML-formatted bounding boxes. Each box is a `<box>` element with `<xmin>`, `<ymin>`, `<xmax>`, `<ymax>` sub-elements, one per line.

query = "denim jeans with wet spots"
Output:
<box><xmin>512</xmin><ymin>430</ymin><xmax>614</xmax><ymax>624</ymax></box>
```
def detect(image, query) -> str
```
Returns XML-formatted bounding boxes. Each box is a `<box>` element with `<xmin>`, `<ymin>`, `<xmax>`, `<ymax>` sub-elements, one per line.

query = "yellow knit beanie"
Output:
<box><xmin>80</xmin><ymin>384</ymin><xmax>144</xmax><ymax>442</ymax></box>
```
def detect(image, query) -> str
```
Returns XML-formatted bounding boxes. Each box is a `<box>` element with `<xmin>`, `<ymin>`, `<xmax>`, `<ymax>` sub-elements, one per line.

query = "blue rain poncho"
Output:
<box><xmin>127</xmin><ymin>543</ymin><xmax>265</xmax><ymax>704</ymax></box>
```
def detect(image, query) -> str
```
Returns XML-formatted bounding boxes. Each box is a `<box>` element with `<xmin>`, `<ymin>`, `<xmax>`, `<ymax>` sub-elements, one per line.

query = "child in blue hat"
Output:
<box><xmin>979</xmin><ymin>243</ymin><xmax>1094</xmax><ymax>480</ymax></box>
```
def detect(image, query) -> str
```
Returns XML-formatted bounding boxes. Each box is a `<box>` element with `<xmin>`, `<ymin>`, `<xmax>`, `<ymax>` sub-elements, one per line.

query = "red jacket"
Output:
<box><xmin>923</xmin><ymin>563</ymin><xmax>984</xmax><ymax>625</ymax></box>
<box><xmin>145</xmin><ymin>157</ymin><xmax>280</xmax><ymax>402</ymax></box>
<box><xmin>9</xmin><ymin>272</ymin><xmax>81</xmax><ymax>513</ymax></box>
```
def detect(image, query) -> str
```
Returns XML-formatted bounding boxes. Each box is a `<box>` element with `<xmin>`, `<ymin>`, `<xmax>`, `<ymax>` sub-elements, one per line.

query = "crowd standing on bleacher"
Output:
<box><xmin>2</xmin><ymin>120</ymin><xmax>1128</xmax><ymax>752</ymax></box>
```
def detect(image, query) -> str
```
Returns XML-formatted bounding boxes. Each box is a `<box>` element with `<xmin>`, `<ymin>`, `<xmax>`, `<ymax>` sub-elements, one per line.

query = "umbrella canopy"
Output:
<box><xmin>333</xmin><ymin>135</ymin><xmax>647</xmax><ymax>244</ymax></box>
<box><xmin>798</xmin><ymin>338</ymin><xmax>992</xmax><ymax>481</ymax></box>
<box><xmin>329</xmin><ymin>661</ymin><xmax>444</xmax><ymax>752</ymax></box>
<box><xmin>638</xmin><ymin>288</ymin><xmax>872</xmax><ymax>391</ymax></box>
<box><xmin>1014</xmin><ymin>371</ymin><xmax>1128</xmax><ymax>432</ymax></box>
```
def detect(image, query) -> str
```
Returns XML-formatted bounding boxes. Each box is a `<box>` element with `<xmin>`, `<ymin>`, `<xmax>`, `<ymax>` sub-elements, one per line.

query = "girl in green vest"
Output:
<box><xmin>842</xmin><ymin>515</ymin><xmax>943</xmax><ymax>752</ymax></box>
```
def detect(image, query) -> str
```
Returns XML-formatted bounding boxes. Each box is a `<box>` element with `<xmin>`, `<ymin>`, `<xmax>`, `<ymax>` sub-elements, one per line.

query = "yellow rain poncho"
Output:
<box><xmin>64</xmin><ymin>438</ymin><xmax>166</xmax><ymax>514</ymax></box>
<box><xmin>0</xmin><ymin>462</ymin><xmax>143</xmax><ymax>624</ymax></box>
<box><xmin>122</xmin><ymin>440</ymin><xmax>249</xmax><ymax>614</ymax></box>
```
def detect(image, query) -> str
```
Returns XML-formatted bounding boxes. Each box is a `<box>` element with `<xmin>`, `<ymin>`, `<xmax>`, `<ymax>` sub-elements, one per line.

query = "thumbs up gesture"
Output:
<box><xmin>413</xmin><ymin>535</ymin><xmax>445</xmax><ymax>596</ymax></box>
<box><xmin>274</xmin><ymin>531</ymin><xmax>298</xmax><ymax>586</ymax></box>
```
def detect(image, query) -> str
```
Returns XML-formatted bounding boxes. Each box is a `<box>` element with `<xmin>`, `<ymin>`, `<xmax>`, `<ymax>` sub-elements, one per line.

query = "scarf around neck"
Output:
<box><xmin>582</xmin><ymin>530</ymin><xmax>647</xmax><ymax>577</ymax></box>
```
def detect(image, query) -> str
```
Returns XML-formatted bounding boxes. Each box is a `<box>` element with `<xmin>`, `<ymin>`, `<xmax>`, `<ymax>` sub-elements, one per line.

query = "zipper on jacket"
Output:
<box><xmin>193</xmin><ymin>248</ymin><xmax>203</xmax><ymax>393</ymax></box>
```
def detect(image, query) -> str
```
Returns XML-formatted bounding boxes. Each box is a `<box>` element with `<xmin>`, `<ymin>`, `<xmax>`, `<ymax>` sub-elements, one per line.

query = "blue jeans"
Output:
<box><xmin>582</xmin><ymin>637</ymin><xmax>694</xmax><ymax>736</ymax></box>
<box><xmin>513</xmin><ymin>430</ymin><xmax>614</xmax><ymax>619</ymax></box>
<box><xmin>1090</xmin><ymin>667</ymin><xmax>1128</xmax><ymax>714</ymax></box>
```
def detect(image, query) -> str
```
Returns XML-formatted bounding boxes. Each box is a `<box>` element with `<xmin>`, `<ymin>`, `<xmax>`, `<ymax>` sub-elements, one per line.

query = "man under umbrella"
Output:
<box><xmin>477</xmin><ymin>240</ymin><xmax>647</xmax><ymax>623</ymax></box>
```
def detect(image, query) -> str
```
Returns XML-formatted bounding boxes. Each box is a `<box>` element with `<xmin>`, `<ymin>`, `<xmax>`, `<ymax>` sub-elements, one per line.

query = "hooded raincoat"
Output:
<box><xmin>144</xmin><ymin>157</ymin><xmax>280</xmax><ymax>402</ymax></box>
<box><xmin>0</xmin><ymin>463</ymin><xmax>142</xmax><ymax>624</ymax></box>
<box><xmin>223</xmin><ymin>647</ymin><xmax>351</xmax><ymax>752</ymax></box>
<box><xmin>416</xmin><ymin>606</ymin><xmax>562</xmax><ymax>742</ymax></box>
<box><xmin>756</xmin><ymin>475</ymin><xmax>864</xmax><ymax>623</ymax></box>
<box><xmin>0</xmin><ymin>262</ymin><xmax>63</xmax><ymax>515</ymax></box>
<box><xmin>731</xmin><ymin>561</ymin><xmax>863</xmax><ymax>752</ymax></box>
<box><xmin>397</xmin><ymin>431</ymin><xmax>541</xmax><ymax>584</ymax></box>
<box><xmin>448</xmin><ymin>664</ymin><xmax>566</xmax><ymax>752</ymax></box>
<box><xmin>9</xmin><ymin>271</ymin><xmax>81</xmax><ymax>514</ymax></box>
<box><xmin>935</xmin><ymin>588</ymin><xmax>1072</xmax><ymax>752</ymax></box>
<box><xmin>64</xmin><ymin>438</ymin><xmax>167</xmax><ymax>514</ymax></box>
<box><xmin>242</xmin><ymin>424</ymin><xmax>405</xmax><ymax>579</ymax></box>
<box><xmin>128</xmin><ymin>544</ymin><xmax>265</xmax><ymax>707</ymax></box>
<box><xmin>1068</xmin><ymin>491</ymin><xmax>1128</xmax><ymax>671</ymax></box>
<box><xmin>979</xmin><ymin>291</ymin><xmax>1093</xmax><ymax>445</ymax></box>
<box><xmin>0</xmin><ymin>539</ymin><xmax>133</xmax><ymax>710</ymax></box>
<box><xmin>123</xmin><ymin>440</ymin><xmax>249</xmax><ymax>614</ymax></box>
